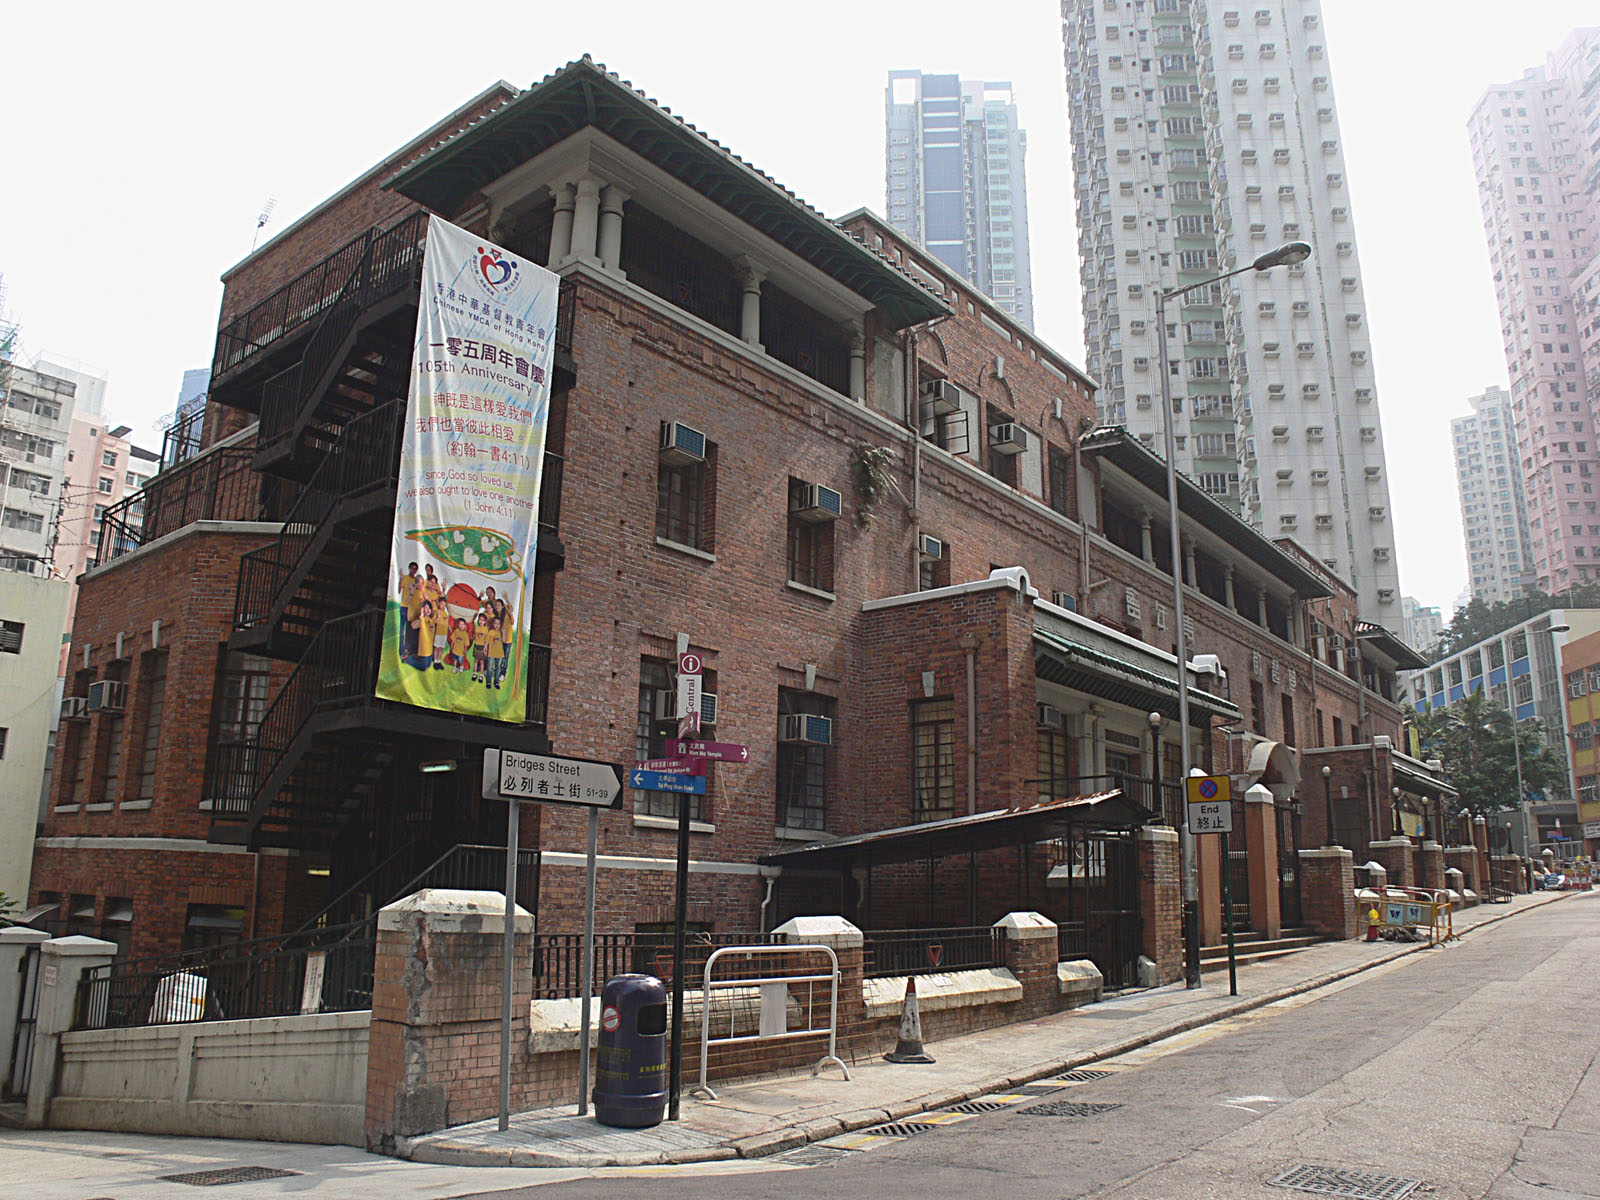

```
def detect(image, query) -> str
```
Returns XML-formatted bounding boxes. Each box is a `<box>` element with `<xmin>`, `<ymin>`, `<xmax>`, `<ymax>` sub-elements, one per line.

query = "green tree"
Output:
<box><xmin>1405</xmin><ymin>689</ymin><xmax>1567</xmax><ymax>815</ymax></box>
<box><xmin>1435</xmin><ymin>584</ymin><xmax>1600</xmax><ymax>657</ymax></box>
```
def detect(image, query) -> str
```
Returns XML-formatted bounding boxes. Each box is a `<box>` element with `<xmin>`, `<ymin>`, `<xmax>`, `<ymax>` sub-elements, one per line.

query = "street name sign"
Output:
<box><xmin>635</xmin><ymin>757</ymin><xmax>694</xmax><ymax>774</ymax></box>
<box><xmin>482</xmin><ymin>749</ymin><xmax>623</xmax><ymax>808</ymax></box>
<box><xmin>667</xmin><ymin>738</ymin><xmax>752</xmax><ymax>763</ymax></box>
<box><xmin>629</xmin><ymin>768</ymin><xmax>708</xmax><ymax>795</ymax></box>
<box><xmin>1185</xmin><ymin>774</ymin><xmax>1233</xmax><ymax>835</ymax></box>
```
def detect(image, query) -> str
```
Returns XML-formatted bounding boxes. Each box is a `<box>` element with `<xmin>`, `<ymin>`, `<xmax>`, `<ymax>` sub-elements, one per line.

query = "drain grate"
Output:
<box><xmin>777</xmin><ymin>1144</ymin><xmax>854</xmax><ymax>1167</ymax></box>
<box><xmin>1057</xmin><ymin>1068</ymin><xmax>1114</xmax><ymax>1082</ymax></box>
<box><xmin>864</xmin><ymin>1121</ymin><xmax>937</xmax><ymax>1137</ymax></box>
<box><xmin>940</xmin><ymin>1100</ymin><xmax>1012</xmax><ymax>1115</ymax></box>
<box><xmin>158</xmin><ymin>1167</ymin><xmax>303</xmax><ymax>1187</ymax></box>
<box><xmin>1268</xmin><ymin>1165</ymin><xmax>1422</xmax><ymax>1200</ymax></box>
<box><xmin>1021</xmin><ymin>1100</ymin><xmax>1123</xmax><ymax>1118</ymax></box>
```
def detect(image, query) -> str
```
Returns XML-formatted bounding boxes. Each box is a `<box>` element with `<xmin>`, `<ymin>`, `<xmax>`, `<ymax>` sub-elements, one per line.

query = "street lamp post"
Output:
<box><xmin>1158</xmin><ymin>240</ymin><xmax>1312</xmax><ymax>989</ymax></box>
<box><xmin>1321</xmin><ymin>764</ymin><xmax>1334</xmax><ymax>849</ymax></box>
<box><xmin>1149</xmin><ymin>711</ymin><xmax>1164</xmax><ymax>817</ymax></box>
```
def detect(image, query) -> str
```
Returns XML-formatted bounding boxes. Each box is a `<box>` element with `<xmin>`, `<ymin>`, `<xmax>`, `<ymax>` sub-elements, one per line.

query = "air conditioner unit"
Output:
<box><xmin>1377</xmin><ymin>589</ymin><xmax>1395</xmax><ymax>603</ymax></box>
<box><xmin>1281</xmin><ymin>514</ymin><xmax>1298</xmax><ymax>527</ymax></box>
<box><xmin>989</xmin><ymin>423</ymin><xmax>1028</xmax><ymax>455</ymax></box>
<box><xmin>921</xmin><ymin>379</ymin><xmax>960</xmax><ymax>416</ymax></box>
<box><xmin>654</xmin><ymin>692</ymin><xmax>680</xmax><ymax>721</ymax></box>
<box><xmin>700</xmin><ymin>692</ymin><xmax>719</xmax><ymax>725</ymax></box>
<box><xmin>779</xmin><ymin>713</ymin><xmax>833</xmax><ymax>745</ymax></box>
<box><xmin>87</xmin><ymin>680</ymin><xmax>127</xmax><ymax>713</ymax></box>
<box><xmin>1306</xmin><ymin>425</ymin><xmax>1325</xmax><ymax>439</ymax></box>
<box><xmin>1036</xmin><ymin>703</ymin><xmax>1064</xmax><ymax>729</ymax></box>
<box><xmin>1364</xmin><ymin>466</ymin><xmax>1382</xmax><ymax>478</ymax></box>
<box><xmin>791</xmin><ymin>483</ymin><xmax>843</xmax><ymax>523</ymax></box>
<box><xmin>1369</xmin><ymin>506</ymin><xmax>1386</xmax><ymax>520</ymax></box>
<box><xmin>1373</xmin><ymin>547</ymin><xmax>1391</xmax><ymax>561</ymax></box>
<box><xmin>1051</xmin><ymin>590</ymin><xmax>1078</xmax><ymax>611</ymax></box>
<box><xmin>1315</xmin><ymin>514</ymin><xmax>1333</xmax><ymax>529</ymax></box>
<box><xmin>660</xmin><ymin>421</ymin><xmax>707</xmax><ymax>465</ymax></box>
<box><xmin>60</xmin><ymin>695</ymin><xmax>89</xmax><ymax>722</ymax></box>
<box><xmin>919</xmin><ymin>534</ymin><xmax>944</xmax><ymax>562</ymax></box>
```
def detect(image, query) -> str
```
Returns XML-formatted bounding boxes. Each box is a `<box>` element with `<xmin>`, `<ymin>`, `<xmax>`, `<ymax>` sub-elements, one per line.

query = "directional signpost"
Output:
<box><xmin>483</xmin><ymin>748</ymin><xmax>622</xmax><ymax>1127</ymax></box>
<box><xmin>667</xmin><ymin>739</ymin><xmax>752</xmax><ymax>763</ymax></box>
<box><xmin>1185</xmin><ymin>773</ymin><xmax>1239</xmax><ymax>996</ymax></box>
<box><xmin>629</xmin><ymin>768</ymin><xmax>707</xmax><ymax>795</ymax></box>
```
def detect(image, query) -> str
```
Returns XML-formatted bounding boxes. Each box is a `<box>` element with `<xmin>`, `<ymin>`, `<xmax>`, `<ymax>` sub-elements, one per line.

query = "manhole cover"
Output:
<box><xmin>864</xmin><ymin>1121</ymin><xmax>937</xmax><ymax>1137</ymax></box>
<box><xmin>1058</xmin><ymin>1068</ymin><xmax>1114</xmax><ymax>1082</ymax></box>
<box><xmin>1268</xmin><ymin>1165</ymin><xmax>1422</xmax><ymax>1200</ymax></box>
<box><xmin>1020</xmin><ymin>1100</ymin><xmax>1123</xmax><ymax>1118</ymax></box>
<box><xmin>158</xmin><ymin>1167</ymin><xmax>303</xmax><ymax>1187</ymax></box>
<box><xmin>776</xmin><ymin>1145</ymin><xmax>854</xmax><ymax>1167</ymax></box>
<box><xmin>940</xmin><ymin>1100</ymin><xmax>1011</xmax><ymax>1114</ymax></box>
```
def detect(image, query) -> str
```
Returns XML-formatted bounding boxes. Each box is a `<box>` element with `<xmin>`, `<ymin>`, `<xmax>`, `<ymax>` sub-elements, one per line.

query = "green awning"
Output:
<box><xmin>1034</xmin><ymin>628</ymin><xmax>1242</xmax><ymax>728</ymax></box>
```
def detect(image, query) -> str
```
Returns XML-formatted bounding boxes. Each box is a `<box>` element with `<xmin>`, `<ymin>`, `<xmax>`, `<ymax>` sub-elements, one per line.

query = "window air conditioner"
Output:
<box><xmin>790</xmin><ymin>483</ymin><xmax>843</xmax><ymax>523</ymax></box>
<box><xmin>989</xmin><ymin>423</ymin><xmax>1028</xmax><ymax>455</ymax></box>
<box><xmin>60</xmin><ymin>695</ymin><xmax>89</xmax><ymax>722</ymax></box>
<box><xmin>1051</xmin><ymin>590</ymin><xmax>1078</xmax><ymax>611</ymax></box>
<box><xmin>1036</xmin><ymin>703</ymin><xmax>1064</xmax><ymax>729</ymax></box>
<box><xmin>87</xmin><ymin>680</ymin><xmax>127</xmax><ymax>713</ymax></box>
<box><xmin>779</xmin><ymin>713</ymin><xmax>833</xmax><ymax>745</ymax></box>
<box><xmin>660</xmin><ymin>421</ymin><xmax>707</xmax><ymax>465</ymax></box>
<box><xmin>919</xmin><ymin>534</ymin><xmax>944</xmax><ymax>562</ymax></box>
<box><xmin>921</xmin><ymin>379</ymin><xmax>960</xmax><ymax>416</ymax></box>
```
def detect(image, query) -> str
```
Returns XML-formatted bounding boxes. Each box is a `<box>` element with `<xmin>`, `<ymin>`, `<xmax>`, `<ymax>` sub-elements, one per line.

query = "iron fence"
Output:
<box><xmin>531</xmin><ymin>930</ymin><xmax>780</xmax><ymax>1000</ymax></box>
<box><xmin>1041</xmin><ymin>773</ymin><xmax>1184</xmax><ymax>828</ymax></box>
<box><xmin>96</xmin><ymin>444</ymin><xmax>264</xmax><ymax>567</ymax></box>
<box><xmin>1057</xmin><ymin>920</ymin><xmax>1089</xmax><ymax>962</ymax></box>
<box><xmin>74</xmin><ymin>919</ymin><xmax>374</xmax><ymax>1030</ymax></box>
<box><xmin>862</xmin><ymin>926</ymin><xmax>1004</xmax><ymax>978</ymax></box>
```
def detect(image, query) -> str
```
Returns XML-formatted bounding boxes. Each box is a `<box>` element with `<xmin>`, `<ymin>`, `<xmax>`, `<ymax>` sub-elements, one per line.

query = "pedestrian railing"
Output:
<box><xmin>862</xmin><ymin>926</ymin><xmax>1003</xmax><ymax>978</ymax></box>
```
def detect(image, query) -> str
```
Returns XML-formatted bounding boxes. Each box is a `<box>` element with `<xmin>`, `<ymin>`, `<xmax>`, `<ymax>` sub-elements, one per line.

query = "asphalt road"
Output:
<box><xmin>461</xmin><ymin>892</ymin><xmax>1600</xmax><ymax>1200</ymax></box>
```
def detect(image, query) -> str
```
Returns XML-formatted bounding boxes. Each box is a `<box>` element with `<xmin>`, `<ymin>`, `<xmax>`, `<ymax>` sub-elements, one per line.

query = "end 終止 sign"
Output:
<box><xmin>1185</xmin><ymin>774</ymin><xmax>1233</xmax><ymax>834</ymax></box>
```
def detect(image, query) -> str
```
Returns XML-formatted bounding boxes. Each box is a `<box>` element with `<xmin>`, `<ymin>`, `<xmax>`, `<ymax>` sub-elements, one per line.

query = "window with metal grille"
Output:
<box><xmin>136</xmin><ymin>653</ymin><xmax>168</xmax><ymax>802</ymax></box>
<box><xmin>911</xmin><ymin>698</ymin><xmax>956</xmax><ymax>822</ymax></box>
<box><xmin>634</xmin><ymin>658</ymin><xmax>714</xmax><ymax>822</ymax></box>
<box><xmin>0</xmin><ymin>620</ymin><xmax>22</xmax><ymax>653</ymax></box>
<box><xmin>1048</xmin><ymin>445</ymin><xmax>1073</xmax><ymax>517</ymax></box>
<box><xmin>1037</xmin><ymin>725</ymin><xmax>1070</xmax><ymax>800</ymax></box>
<box><xmin>786</xmin><ymin>480</ymin><xmax>834</xmax><ymax>592</ymax></box>
<box><xmin>777</xmin><ymin>690</ymin><xmax>833</xmax><ymax>831</ymax></box>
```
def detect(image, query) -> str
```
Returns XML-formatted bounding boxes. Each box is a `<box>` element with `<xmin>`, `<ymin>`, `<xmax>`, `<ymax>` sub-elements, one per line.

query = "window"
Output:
<box><xmin>919</xmin><ymin>537</ymin><xmax>951</xmax><ymax>591</ymax></box>
<box><xmin>1280</xmin><ymin>693</ymin><xmax>1296</xmax><ymax>747</ymax></box>
<box><xmin>1048</xmin><ymin>445</ymin><xmax>1073</xmax><ymax>518</ymax></box>
<box><xmin>0</xmin><ymin>620</ymin><xmax>22</xmax><ymax>653</ymax></box>
<box><xmin>1</xmin><ymin>509</ymin><xmax>43</xmax><ymax>534</ymax></box>
<box><xmin>100</xmin><ymin>899</ymin><xmax>133</xmax><ymax>957</ymax></box>
<box><xmin>97</xmin><ymin>477</ymin><xmax>114</xmax><ymax>494</ymax></box>
<box><xmin>786</xmin><ymin>479</ymin><xmax>834</xmax><ymax>593</ymax></box>
<box><xmin>135</xmin><ymin>653</ymin><xmax>167</xmax><ymax>802</ymax></box>
<box><xmin>777</xmin><ymin>690</ymin><xmax>833</xmax><ymax>831</ymax></box>
<box><xmin>0</xmin><ymin>726</ymin><xmax>6</xmax><ymax>760</ymax></box>
<box><xmin>98</xmin><ymin>665</ymin><xmax>129</xmax><ymax>806</ymax></box>
<box><xmin>1250</xmin><ymin>680</ymin><xmax>1266</xmax><ymax>736</ymax></box>
<box><xmin>986</xmin><ymin>405</ymin><xmax>1020</xmax><ymax>487</ymax></box>
<box><xmin>656</xmin><ymin>431</ymin><xmax>715</xmax><ymax>552</ymax></box>
<box><xmin>911</xmin><ymin>698</ymin><xmax>956</xmax><ymax>822</ymax></box>
<box><xmin>182</xmin><ymin>904</ymin><xmax>245</xmax><ymax>954</ymax></box>
<box><xmin>102</xmin><ymin>450</ymin><xmax>118</xmax><ymax>468</ymax></box>
<box><xmin>634</xmin><ymin>657</ymin><xmax>714</xmax><ymax>822</ymax></box>
<box><xmin>1037</xmin><ymin>722</ymin><xmax>1070</xmax><ymax>801</ymax></box>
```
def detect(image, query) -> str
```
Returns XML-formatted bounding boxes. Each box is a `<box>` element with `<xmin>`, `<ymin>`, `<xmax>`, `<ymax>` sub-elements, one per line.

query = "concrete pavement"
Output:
<box><xmin>401</xmin><ymin>889</ymin><xmax>1573</xmax><ymax>1169</ymax></box>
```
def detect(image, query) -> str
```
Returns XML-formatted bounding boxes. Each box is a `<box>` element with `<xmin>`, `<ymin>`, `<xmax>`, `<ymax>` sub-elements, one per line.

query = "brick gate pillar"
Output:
<box><xmin>774</xmin><ymin>916</ymin><xmax>865</xmax><ymax>1045</ymax></box>
<box><xmin>1417</xmin><ymin>841</ymin><xmax>1445</xmax><ymax>891</ymax></box>
<box><xmin>994</xmin><ymin>912</ymin><xmax>1059</xmax><ymax>1019</ymax></box>
<box><xmin>1297</xmin><ymin>849</ymin><xmax>1357</xmax><ymax>940</ymax></box>
<box><xmin>1367</xmin><ymin>838</ymin><xmax>1415</xmax><ymax>888</ymax></box>
<box><xmin>365</xmin><ymin>889</ymin><xmax>533</xmax><ymax>1154</ymax></box>
<box><xmin>25</xmin><ymin>935</ymin><xmax>117</xmax><ymax>1128</ymax></box>
<box><xmin>1136</xmin><ymin>825</ymin><xmax>1182</xmax><ymax>985</ymax></box>
<box><xmin>1245</xmin><ymin>784</ymin><xmax>1281</xmax><ymax>938</ymax></box>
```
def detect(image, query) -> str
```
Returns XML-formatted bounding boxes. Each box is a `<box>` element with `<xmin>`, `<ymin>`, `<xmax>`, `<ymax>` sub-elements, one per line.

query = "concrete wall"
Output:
<box><xmin>0</xmin><ymin>571</ymin><xmax>71</xmax><ymax>902</ymax></box>
<box><xmin>49</xmin><ymin>1010</ymin><xmax>369</xmax><ymax>1146</ymax></box>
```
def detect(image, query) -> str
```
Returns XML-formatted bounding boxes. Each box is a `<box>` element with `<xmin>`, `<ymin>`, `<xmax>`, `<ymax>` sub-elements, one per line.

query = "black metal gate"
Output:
<box><xmin>4</xmin><ymin>942</ymin><xmax>41</xmax><ymax>1101</ymax></box>
<box><xmin>1277</xmin><ymin>800</ymin><xmax>1303</xmax><ymax>928</ymax></box>
<box><xmin>1227</xmin><ymin>795</ymin><xmax>1252</xmax><ymax>932</ymax></box>
<box><xmin>1086</xmin><ymin>831</ymin><xmax>1142</xmax><ymax>990</ymax></box>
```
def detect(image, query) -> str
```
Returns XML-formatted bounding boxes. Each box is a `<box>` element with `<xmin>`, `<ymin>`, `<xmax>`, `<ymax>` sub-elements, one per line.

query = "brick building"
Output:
<box><xmin>29</xmin><ymin>60</ymin><xmax>1424</xmax><ymax>980</ymax></box>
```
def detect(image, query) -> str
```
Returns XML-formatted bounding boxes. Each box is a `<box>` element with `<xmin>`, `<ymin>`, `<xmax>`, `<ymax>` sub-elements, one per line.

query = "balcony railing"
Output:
<box><xmin>95</xmin><ymin>444</ymin><xmax>266</xmax><ymax>567</ymax></box>
<box><xmin>1041</xmin><ymin>773</ymin><xmax>1183</xmax><ymax>830</ymax></box>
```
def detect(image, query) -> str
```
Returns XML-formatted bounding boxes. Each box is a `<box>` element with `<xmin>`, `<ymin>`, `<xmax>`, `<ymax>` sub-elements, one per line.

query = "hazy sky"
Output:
<box><xmin>1</xmin><ymin>1</ymin><xmax>1595</xmax><ymax>614</ymax></box>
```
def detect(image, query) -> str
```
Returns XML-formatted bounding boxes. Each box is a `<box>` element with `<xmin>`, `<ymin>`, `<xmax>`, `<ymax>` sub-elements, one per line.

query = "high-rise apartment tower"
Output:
<box><xmin>1451</xmin><ymin>385</ymin><xmax>1535</xmax><ymax>605</ymax></box>
<box><xmin>887</xmin><ymin>70</ymin><xmax>1035</xmax><ymax>327</ymax></box>
<box><xmin>1469</xmin><ymin>29</ymin><xmax>1600</xmax><ymax>593</ymax></box>
<box><xmin>1063</xmin><ymin>0</ymin><xmax>1402</xmax><ymax>627</ymax></box>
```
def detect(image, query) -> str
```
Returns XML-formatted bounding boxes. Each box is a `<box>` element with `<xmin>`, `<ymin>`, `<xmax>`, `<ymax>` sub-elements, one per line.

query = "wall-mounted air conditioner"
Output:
<box><xmin>921</xmin><ymin>379</ymin><xmax>960</xmax><ymax>416</ymax></box>
<box><xmin>989</xmin><ymin>423</ymin><xmax>1028</xmax><ymax>455</ymax></box>
<box><xmin>919</xmin><ymin>534</ymin><xmax>944</xmax><ymax>562</ymax></box>
<box><xmin>1036</xmin><ymin>703</ymin><xmax>1064</xmax><ymax>730</ymax></box>
<box><xmin>660</xmin><ymin>421</ymin><xmax>707</xmax><ymax>465</ymax></box>
<box><xmin>779</xmin><ymin>713</ymin><xmax>833</xmax><ymax>745</ymax></box>
<box><xmin>87</xmin><ymin>680</ymin><xmax>127</xmax><ymax>713</ymax></box>
<box><xmin>791</xmin><ymin>484</ymin><xmax>843</xmax><ymax>523</ymax></box>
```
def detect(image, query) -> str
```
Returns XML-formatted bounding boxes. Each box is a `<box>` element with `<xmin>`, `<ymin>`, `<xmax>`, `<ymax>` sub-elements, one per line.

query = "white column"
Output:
<box><xmin>597</xmin><ymin>184</ymin><xmax>630</xmax><ymax>273</ymax></box>
<box><xmin>1183</xmin><ymin>538</ymin><xmax>1197</xmax><ymax>588</ymax></box>
<box><xmin>0</xmin><ymin>928</ymin><xmax>47</xmax><ymax>1096</ymax></box>
<box><xmin>568</xmin><ymin>177</ymin><xmax>602</xmax><ymax>265</ymax></box>
<box><xmin>848</xmin><ymin>326</ymin><xmax>866</xmax><ymax>402</ymax></box>
<box><xmin>1140</xmin><ymin>513</ymin><xmax>1154</xmax><ymax>562</ymax></box>
<box><xmin>734</xmin><ymin>255</ymin><xmax>766</xmax><ymax>349</ymax></box>
<box><xmin>1223</xmin><ymin>566</ymin><xmax>1236</xmax><ymax>610</ymax></box>
<box><xmin>1258</xmin><ymin>591</ymin><xmax>1270</xmax><ymax>628</ymax></box>
<box><xmin>26</xmin><ymin>935</ymin><xmax>118</xmax><ymax>1128</ymax></box>
<box><xmin>548</xmin><ymin>183</ymin><xmax>576</xmax><ymax>268</ymax></box>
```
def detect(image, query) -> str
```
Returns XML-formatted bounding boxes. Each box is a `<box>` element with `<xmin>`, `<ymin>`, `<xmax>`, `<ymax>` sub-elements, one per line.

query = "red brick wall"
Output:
<box><xmin>1138</xmin><ymin>828</ymin><xmax>1183</xmax><ymax>983</ymax></box>
<box><xmin>1298</xmin><ymin>849</ymin><xmax>1357</xmax><ymax>940</ymax></box>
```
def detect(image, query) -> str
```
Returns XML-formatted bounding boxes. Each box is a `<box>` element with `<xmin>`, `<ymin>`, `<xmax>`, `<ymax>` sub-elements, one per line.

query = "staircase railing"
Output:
<box><xmin>234</xmin><ymin>400</ymin><xmax>406</xmax><ymax>630</ymax></box>
<box><xmin>95</xmin><ymin>443</ymin><xmax>262</xmax><ymax>567</ymax></box>
<box><xmin>257</xmin><ymin>211</ymin><xmax>429</xmax><ymax>457</ymax></box>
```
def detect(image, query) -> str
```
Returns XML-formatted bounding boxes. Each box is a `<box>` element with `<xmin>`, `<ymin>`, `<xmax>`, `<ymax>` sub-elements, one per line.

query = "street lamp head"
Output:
<box><xmin>1148</xmin><ymin>711</ymin><xmax>1164</xmax><ymax>729</ymax></box>
<box><xmin>1321</xmin><ymin>765</ymin><xmax>1331</xmax><ymax>778</ymax></box>
<box><xmin>1251</xmin><ymin>241</ymin><xmax>1312</xmax><ymax>272</ymax></box>
<box><xmin>1549</xmin><ymin>623</ymin><xmax>1571</xmax><ymax>634</ymax></box>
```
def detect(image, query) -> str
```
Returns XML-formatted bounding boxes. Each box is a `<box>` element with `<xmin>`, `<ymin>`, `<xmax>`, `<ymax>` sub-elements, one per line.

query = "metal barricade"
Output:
<box><xmin>1373</xmin><ymin>886</ymin><xmax>1456</xmax><ymax>947</ymax></box>
<box><xmin>692</xmin><ymin>943</ymin><xmax>850</xmax><ymax>1101</ymax></box>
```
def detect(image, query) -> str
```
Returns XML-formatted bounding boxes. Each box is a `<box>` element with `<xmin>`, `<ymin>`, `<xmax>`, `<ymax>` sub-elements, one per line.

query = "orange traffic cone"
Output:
<box><xmin>884</xmin><ymin>976</ymin><xmax>935</xmax><ymax>1064</ymax></box>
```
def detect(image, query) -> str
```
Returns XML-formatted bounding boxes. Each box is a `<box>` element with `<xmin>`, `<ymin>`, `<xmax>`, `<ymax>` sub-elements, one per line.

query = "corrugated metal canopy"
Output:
<box><xmin>1034</xmin><ymin>628</ymin><xmax>1242</xmax><ymax>727</ymax></box>
<box><xmin>385</xmin><ymin>57</ymin><xmax>950</xmax><ymax>330</ymax></box>
<box><xmin>758</xmin><ymin>791</ymin><xmax>1150</xmax><ymax>871</ymax></box>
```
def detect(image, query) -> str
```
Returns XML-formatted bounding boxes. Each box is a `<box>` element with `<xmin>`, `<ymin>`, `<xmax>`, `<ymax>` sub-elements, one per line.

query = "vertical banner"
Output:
<box><xmin>377</xmin><ymin>217</ymin><xmax>559</xmax><ymax>723</ymax></box>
